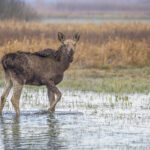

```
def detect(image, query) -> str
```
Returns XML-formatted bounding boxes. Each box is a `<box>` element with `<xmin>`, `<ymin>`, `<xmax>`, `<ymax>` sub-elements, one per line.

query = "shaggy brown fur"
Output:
<box><xmin>0</xmin><ymin>32</ymin><xmax>80</xmax><ymax>115</ymax></box>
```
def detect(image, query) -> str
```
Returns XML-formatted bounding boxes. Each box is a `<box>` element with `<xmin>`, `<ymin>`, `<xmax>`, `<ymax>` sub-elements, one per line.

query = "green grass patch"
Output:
<box><xmin>59</xmin><ymin>67</ymin><xmax>150</xmax><ymax>93</ymax></box>
<box><xmin>59</xmin><ymin>77</ymin><xmax>150</xmax><ymax>93</ymax></box>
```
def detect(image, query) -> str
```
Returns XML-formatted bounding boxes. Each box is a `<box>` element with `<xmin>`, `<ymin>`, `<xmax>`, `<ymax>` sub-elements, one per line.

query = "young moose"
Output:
<box><xmin>0</xmin><ymin>32</ymin><xmax>80</xmax><ymax>115</ymax></box>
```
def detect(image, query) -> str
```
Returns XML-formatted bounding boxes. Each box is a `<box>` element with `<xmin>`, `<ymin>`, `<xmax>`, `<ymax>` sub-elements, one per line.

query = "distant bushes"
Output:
<box><xmin>0</xmin><ymin>0</ymin><xmax>37</xmax><ymax>20</ymax></box>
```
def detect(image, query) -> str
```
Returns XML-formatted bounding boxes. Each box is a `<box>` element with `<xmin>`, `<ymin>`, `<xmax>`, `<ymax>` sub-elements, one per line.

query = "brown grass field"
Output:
<box><xmin>0</xmin><ymin>20</ymin><xmax>150</xmax><ymax>68</ymax></box>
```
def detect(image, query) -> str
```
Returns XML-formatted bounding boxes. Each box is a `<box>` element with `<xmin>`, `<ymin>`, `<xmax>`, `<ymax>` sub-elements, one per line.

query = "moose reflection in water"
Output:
<box><xmin>0</xmin><ymin>32</ymin><xmax>80</xmax><ymax>115</ymax></box>
<box><xmin>0</xmin><ymin>113</ymin><xmax>65</xmax><ymax>149</ymax></box>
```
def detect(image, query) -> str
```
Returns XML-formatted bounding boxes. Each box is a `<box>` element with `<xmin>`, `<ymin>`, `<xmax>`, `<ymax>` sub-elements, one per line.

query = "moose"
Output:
<box><xmin>0</xmin><ymin>32</ymin><xmax>80</xmax><ymax>115</ymax></box>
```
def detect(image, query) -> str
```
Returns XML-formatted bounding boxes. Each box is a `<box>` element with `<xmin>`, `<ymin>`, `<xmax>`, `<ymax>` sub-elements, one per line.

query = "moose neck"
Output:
<box><xmin>61</xmin><ymin>54</ymin><xmax>70</xmax><ymax>71</ymax></box>
<box><xmin>58</xmin><ymin>45</ymin><xmax>72</xmax><ymax>72</ymax></box>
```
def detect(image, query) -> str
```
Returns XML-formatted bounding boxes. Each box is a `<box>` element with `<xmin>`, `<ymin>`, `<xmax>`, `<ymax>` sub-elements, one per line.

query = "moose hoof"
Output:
<box><xmin>16</xmin><ymin>111</ymin><xmax>20</xmax><ymax>116</ymax></box>
<box><xmin>0</xmin><ymin>108</ymin><xmax>3</xmax><ymax>115</ymax></box>
<box><xmin>48</xmin><ymin>108</ymin><xmax>55</xmax><ymax>113</ymax></box>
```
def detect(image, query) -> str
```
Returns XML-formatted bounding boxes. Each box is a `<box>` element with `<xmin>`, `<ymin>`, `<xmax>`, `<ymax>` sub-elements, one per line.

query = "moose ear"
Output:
<box><xmin>58</xmin><ymin>32</ymin><xmax>65</xmax><ymax>43</ymax></box>
<box><xmin>73</xmin><ymin>33</ymin><xmax>80</xmax><ymax>43</ymax></box>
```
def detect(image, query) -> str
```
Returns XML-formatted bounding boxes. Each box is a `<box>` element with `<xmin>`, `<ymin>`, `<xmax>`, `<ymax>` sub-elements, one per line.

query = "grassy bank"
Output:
<box><xmin>58</xmin><ymin>67</ymin><xmax>150</xmax><ymax>93</ymax></box>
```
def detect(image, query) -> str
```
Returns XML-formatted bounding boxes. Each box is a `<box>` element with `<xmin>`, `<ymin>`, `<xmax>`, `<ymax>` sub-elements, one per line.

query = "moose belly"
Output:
<box><xmin>25</xmin><ymin>75</ymin><xmax>44</xmax><ymax>86</ymax></box>
<box><xmin>25</xmin><ymin>74</ymin><xmax>63</xmax><ymax>86</ymax></box>
<box><xmin>52</xmin><ymin>74</ymin><xmax>63</xmax><ymax>85</ymax></box>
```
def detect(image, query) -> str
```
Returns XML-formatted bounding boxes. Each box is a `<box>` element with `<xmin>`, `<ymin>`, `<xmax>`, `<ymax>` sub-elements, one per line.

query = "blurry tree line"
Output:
<box><xmin>0</xmin><ymin>0</ymin><xmax>37</xmax><ymax>20</ymax></box>
<box><xmin>32</xmin><ymin>0</ymin><xmax>150</xmax><ymax>18</ymax></box>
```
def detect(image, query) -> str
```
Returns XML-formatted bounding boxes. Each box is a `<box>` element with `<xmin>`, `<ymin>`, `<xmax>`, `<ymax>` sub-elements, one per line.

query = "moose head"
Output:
<box><xmin>57</xmin><ymin>32</ymin><xmax>80</xmax><ymax>62</ymax></box>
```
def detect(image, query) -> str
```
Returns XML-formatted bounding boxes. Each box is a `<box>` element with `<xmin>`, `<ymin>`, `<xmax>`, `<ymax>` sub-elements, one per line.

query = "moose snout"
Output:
<box><xmin>68</xmin><ymin>49</ymin><xmax>74</xmax><ymax>62</ymax></box>
<box><xmin>69</xmin><ymin>49</ymin><xmax>74</xmax><ymax>55</ymax></box>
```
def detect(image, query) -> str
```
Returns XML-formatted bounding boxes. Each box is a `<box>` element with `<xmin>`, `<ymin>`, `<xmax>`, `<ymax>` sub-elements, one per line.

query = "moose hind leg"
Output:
<box><xmin>11</xmin><ymin>81</ymin><xmax>23</xmax><ymax>115</ymax></box>
<box><xmin>0</xmin><ymin>76</ymin><xmax>12</xmax><ymax>115</ymax></box>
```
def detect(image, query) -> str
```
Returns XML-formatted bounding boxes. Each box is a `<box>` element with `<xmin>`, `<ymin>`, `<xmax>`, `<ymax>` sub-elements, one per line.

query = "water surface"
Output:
<box><xmin>0</xmin><ymin>88</ymin><xmax>150</xmax><ymax>150</ymax></box>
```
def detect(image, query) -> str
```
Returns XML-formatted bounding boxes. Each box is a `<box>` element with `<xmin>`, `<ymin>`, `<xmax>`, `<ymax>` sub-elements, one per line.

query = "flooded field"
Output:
<box><xmin>0</xmin><ymin>87</ymin><xmax>150</xmax><ymax>150</ymax></box>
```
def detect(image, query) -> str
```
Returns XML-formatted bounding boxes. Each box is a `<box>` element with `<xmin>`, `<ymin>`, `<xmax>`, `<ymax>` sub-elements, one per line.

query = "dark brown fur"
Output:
<box><xmin>2</xmin><ymin>45</ymin><xmax>74</xmax><ymax>85</ymax></box>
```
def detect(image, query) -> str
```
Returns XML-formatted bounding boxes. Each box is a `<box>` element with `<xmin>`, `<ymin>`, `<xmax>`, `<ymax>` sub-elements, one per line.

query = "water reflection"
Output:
<box><xmin>0</xmin><ymin>112</ymin><xmax>67</xmax><ymax>150</ymax></box>
<box><xmin>47</xmin><ymin>114</ymin><xmax>64</xmax><ymax>149</ymax></box>
<box><xmin>0</xmin><ymin>115</ymin><xmax>21</xmax><ymax>150</ymax></box>
<box><xmin>12</xmin><ymin>116</ymin><xmax>21</xmax><ymax>149</ymax></box>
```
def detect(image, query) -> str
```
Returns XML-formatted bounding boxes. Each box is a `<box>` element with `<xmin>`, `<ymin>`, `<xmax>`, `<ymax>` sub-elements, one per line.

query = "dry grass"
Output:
<box><xmin>0</xmin><ymin>20</ymin><xmax>150</xmax><ymax>68</ymax></box>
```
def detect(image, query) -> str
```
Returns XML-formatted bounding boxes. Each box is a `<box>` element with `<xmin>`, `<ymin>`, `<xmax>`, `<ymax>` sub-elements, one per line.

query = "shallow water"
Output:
<box><xmin>0</xmin><ymin>87</ymin><xmax>150</xmax><ymax>150</ymax></box>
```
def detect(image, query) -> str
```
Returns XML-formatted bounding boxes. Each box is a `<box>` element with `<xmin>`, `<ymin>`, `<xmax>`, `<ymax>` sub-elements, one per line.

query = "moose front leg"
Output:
<box><xmin>47</xmin><ymin>81</ymin><xmax>62</xmax><ymax>113</ymax></box>
<box><xmin>47</xmin><ymin>86</ymin><xmax>55</xmax><ymax>112</ymax></box>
